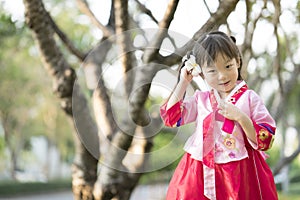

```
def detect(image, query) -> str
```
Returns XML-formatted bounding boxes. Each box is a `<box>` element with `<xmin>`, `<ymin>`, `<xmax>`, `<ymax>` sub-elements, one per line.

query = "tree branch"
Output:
<box><xmin>272</xmin><ymin>0</ymin><xmax>284</xmax><ymax>94</ymax></box>
<box><xmin>159</xmin><ymin>0</ymin><xmax>179</xmax><ymax>29</ymax></box>
<box><xmin>46</xmin><ymin>11</ymin><xmax>86</xmax><ymax>61</ymax></box>
<box><xmin>143</xmin><ymin>0</ymin><xmax>180</xmax><ymax>63</ymax></box>
<box><xmin>76</xmin><ymin>0</ymin><xmax>114</xmax><ymax>38</ymax></box>
<box><xmin>273</xmin><ymin>144</ymin><xmax>300</xmax><ymax>175</ymax></box>
<box><xmin>114</xmin><ymin>0</ymin><xmax>135</xmax><ymax>96</ymax></box>
<box><xmin>271</xmin><ymin>64</ymin><xmax>300</xmax><ymax>121</ymax></box>
<box><xmin>81</xmin><ymin>38</ymin><xmax>117</xmax><ymax>153</ymax></box>
<box><xmin>134</xmin><ymin>0</ymin><xmax>158</xmax><ymax>24</ymax></box>
<box><xmin>134</xmin><ymin>0</ymin><xmax>178</xmax><ymax>50</ymax></box>
<box><xmin>240</xmin><ymin>0</ymin><xmax>266</xmax><ymax>81</ymax></box>
<box><xmin>160</xmin><ymin>0</ymin><xmax>239</xmax><ymax>66</ymax></box>
<box><xmin>203</xmin><ymin>0</ymin><xmax>213</xmax><ymax>15</ymax></box>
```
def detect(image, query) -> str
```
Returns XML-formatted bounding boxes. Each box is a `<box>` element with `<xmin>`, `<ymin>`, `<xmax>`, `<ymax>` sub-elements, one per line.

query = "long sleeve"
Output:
<box><xmin>160</xmin><ymin>91</ymin><xmax>200</xmax><ymax>127</ymax></box>
<box><xmin>160</xmin><ymin>100</ymin><xmax>183</xmax><ymax>127</ymax></box>
<box><xmin>248</xmin><ymin>91</ymin><xmax>276</xmax><ymax>151</ymax></box>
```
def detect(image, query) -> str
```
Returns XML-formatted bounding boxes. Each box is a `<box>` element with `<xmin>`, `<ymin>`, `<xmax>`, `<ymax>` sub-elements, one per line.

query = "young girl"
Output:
<box><xmin>160</xmin><ymin>31</ymin><xmax>278</xmax><ymax>200</ymax></box>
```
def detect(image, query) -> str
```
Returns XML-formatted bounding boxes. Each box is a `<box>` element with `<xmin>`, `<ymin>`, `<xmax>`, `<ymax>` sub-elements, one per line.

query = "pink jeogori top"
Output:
<box><xmin>160</xmin><ymin>80</ymin><xmax>275</xmax><ymax>164</ymax></box>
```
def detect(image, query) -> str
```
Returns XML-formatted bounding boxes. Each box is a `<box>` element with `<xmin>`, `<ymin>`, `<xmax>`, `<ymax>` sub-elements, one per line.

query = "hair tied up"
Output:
<box><xmin>230</xmin><ymin>36</ymin><xmax>236</xmax><ymax>44</ymax></box>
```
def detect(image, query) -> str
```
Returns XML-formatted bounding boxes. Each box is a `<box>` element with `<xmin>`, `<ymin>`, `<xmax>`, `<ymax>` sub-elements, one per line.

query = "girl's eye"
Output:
<box><xmin>208</xmin><ymin>70</ymin><xmax>216</xmax><ymax>73</ymax></box>
<box><xmin>226</xmin><ymin>64</ymin><xmax>233</xmax><ymax>69</ymax></box>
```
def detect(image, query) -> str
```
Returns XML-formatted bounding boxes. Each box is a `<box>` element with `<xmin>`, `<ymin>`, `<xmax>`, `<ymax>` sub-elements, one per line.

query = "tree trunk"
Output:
<box><xmin>23</xmin><ymin>0</ymin><xmax>99</xmax><ymax>199</ymax></box>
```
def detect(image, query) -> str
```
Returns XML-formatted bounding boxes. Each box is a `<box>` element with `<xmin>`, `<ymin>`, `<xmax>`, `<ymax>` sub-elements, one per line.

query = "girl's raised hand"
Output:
<box><xmin>180</xmin><ymin>66</ymin><xmax>194</xmax><ymax>83</ymax></box>
<box><xmin>180</xmin><ymin>55</ymin><xmax>201</xmax><ymax>83</ymax></box>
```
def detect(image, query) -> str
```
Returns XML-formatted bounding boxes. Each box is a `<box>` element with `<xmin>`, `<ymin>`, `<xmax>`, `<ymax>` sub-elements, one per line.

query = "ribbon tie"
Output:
<box><xmin>202</xmin><ymin>83</ymin><xmax>248</xmax><ymax>199</ymax></box>
<box><xmin>202</xmin><ymin>91</ymin><xmax>218</xmax><ymax>199</ymax></box>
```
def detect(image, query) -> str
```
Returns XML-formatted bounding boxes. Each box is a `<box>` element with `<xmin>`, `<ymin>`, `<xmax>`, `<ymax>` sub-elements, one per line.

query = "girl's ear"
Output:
<box><xmin>236</xmin><ymin>57</ymin><xmax>241</xmax><ymax>68</ymax></box>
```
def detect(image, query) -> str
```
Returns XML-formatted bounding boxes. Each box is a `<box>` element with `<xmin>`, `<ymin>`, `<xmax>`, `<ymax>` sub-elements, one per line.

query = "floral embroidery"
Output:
<box><xmin>259</xmin><ymin>129</ymin><xmax>269</xmax><ymax>141</ymax></box>
<box><xmin>223</xmin><ymin>137</ymin><xmax>236</xmax><ymax>149</ymax></box>
<box><xmin>228</xmin><ymin>152</ymin><xmax>236</xmax><ymax>158</ymax></box>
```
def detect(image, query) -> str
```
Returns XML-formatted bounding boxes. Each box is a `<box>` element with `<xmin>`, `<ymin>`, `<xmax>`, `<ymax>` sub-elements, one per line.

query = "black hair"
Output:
<box><xmin>192</xmin><ymin>31</ymin><xmax>243</xmax><ymax>80</ymax></box>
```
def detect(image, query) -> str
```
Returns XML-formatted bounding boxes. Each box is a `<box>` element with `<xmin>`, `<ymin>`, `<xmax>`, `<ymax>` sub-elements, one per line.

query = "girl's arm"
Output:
<box><xmin>235</xmin><ymin>111</ymin><xmax>257</xmax><ymax>144</ymax></box>
<box><xmin>166</xmin><ymin>67</ymin><xmax>193</xmax><ymax>110</ymax></box>
<box><xmin>161</xmin><ymin>67</ymin><xmax>197</xmax><ymax>127</ymax></box>
<box><xmin>166</xmin><ymin>79</ymin><xmax>189</xmax><ymax>109</ymax></box>
<box><xmin>218</xmin><ymin>93</ymin><xmax>276</xmax><ymax>151</ymax></box>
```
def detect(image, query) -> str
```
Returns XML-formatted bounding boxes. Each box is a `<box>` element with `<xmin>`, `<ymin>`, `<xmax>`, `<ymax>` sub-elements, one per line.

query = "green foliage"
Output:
<box><xmin>0</xmin><ymin>13</ymin><xmax>17</xmax><ymax>39</ymax></box>
<box><xmin>0</xmin><ymin>136</ymin><xmax>5</xmax><ymax>154</ymax></box>
<box><xmin>286</xmin><ymin>82</ymin><xmax>300</xmax><ymax>127</ymax></box>
<box><xmin>290</xmin><ymin>169</ymin><xmax>300</xmax><ymax>183</ymax></box>
<box><xmin>140</xmin><ymin>131</ymin><xmax>184</xmax><ymax>184</ymax></box>
<box><xmin>151</xmin><ymin>131</ymin><xmax>183</xmax><ymax>170</ymax></box>
<box><xmin>278</xmin><ymin>192</ymin><xmax>300</xmax><ymax>200</ymax></box>
<box><xmin>296</xmin><ymin>1</ymin><xmax>300</xmax><ymax>22</ymax></box>
<box><xmin>0</xmin><ymin>9</ymin><xmax>75</xmax><ymax>177</ymax></box>
<box><xmin>266</xmin><ymin>143</ymin><xmax>281</xmax><ymax>167</ymax></box>
<box><xmin>0</xmin><ymin>179</ymin><xmax>71</xmax><ymax>197</ymax></box>
<box><xmin>46</xmin><ymin>1</ymin><xmax>98</xmax><ymax>59</ymax></box>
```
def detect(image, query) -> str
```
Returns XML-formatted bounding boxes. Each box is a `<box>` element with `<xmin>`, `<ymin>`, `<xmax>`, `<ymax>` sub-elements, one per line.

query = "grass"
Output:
<box><xmin>276</xmin><ymin>181</ymin><xmax>300</xmax><ymax>199</ymax></box>
<box><xmin>0</xmin><ymin>178</ymin><xmax>300</xmax><ymax>199</ymax></box>
<box><xmin>278</xmin><ymin>193</ymin><xmax>300</xmax><ymax>200</ymax></box>
<box><xmin>0</xmin><ymin>179</ymin><xmax>71</xmax><ymax>197</ymax></box>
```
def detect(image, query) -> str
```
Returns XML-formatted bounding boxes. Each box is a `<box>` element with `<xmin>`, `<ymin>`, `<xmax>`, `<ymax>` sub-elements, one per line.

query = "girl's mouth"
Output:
<box><xmin>219</xmin><ymin>81</ymin><xmax>230</xmax><ymax>86</ymax></box>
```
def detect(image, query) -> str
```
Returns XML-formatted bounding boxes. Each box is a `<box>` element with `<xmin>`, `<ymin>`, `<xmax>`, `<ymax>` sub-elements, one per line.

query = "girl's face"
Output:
<box><xmin>202</xmin><ymin>53</ymin><xmax>240</xmax><ymax>98</ymax></box>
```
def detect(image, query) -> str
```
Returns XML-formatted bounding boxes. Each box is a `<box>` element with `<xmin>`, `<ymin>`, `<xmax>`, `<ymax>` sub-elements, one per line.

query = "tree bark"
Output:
<box><xmin>23</xmin><ymin>0</ymin><xmax>99</xmax><ymax>199</ymax></box>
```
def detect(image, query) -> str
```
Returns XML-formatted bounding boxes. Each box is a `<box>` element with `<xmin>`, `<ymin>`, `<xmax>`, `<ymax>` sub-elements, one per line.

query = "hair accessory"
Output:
<box><xmin>230</xmin><ymin>36</ymin><xmax>236</xmax><ymax>43</ymax></box>
<box><xmin>184</xmin><ymin>55</ymin><xmax>202</xmax><ymax>76</ymax></box>
<box><xmin>182</xmin><ymin>55</ymin><xmax>188</xmax><ymax>62</ymax></box>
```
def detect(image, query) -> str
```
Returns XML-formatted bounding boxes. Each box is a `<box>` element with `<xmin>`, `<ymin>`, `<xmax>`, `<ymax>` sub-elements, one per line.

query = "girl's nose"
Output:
<box><xmin>218</xmin><ymin>72</ymin><xmax>226</xmax><ymax>80</ymax></box>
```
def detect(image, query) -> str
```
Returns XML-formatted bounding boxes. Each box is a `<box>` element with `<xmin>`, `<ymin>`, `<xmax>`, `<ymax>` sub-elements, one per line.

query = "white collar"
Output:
<box><xmin>213</xmin><ymin>80</ymin><xmax>246</xmax><ymax>104</ymax></box>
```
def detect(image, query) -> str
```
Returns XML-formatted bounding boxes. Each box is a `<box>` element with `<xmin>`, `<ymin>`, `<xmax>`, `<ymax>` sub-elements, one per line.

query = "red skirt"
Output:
<box><xmin>166</xmin><ymin>149</ymin><xmax>278</xmax><ymax>200</ymax></box>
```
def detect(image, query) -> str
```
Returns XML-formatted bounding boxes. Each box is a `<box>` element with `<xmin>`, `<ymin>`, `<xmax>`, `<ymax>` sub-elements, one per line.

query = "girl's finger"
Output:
<box><xmin>218</xmin><ymin>109</ymin><xmax>226</xmax><ymax>117</ymax></box>
<box><xmin>218</xmin><ymin>100</ymin><xmax>226</xmax><ymax>109</ymax></box>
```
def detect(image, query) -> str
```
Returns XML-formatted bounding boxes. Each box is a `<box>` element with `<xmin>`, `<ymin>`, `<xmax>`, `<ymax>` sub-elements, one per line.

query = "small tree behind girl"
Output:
<box><xmin>160</xmin><ymin>31</ymin><xmax>278</xmax><ymax>200</ymax></box>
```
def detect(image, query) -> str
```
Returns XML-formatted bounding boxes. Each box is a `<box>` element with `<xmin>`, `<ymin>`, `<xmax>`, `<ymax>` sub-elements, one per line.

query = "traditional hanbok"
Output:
<box><xmin>160</xmin><ymin>81</ymin><xmax>278</xmax><ymax>200</ymax></box>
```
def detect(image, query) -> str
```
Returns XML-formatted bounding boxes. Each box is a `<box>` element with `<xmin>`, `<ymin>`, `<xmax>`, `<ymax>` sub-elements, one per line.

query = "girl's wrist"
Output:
<box><xmin>178</xmin><ymin>77</ymin><xmax>190</xmax><ymax>87</ymax></box>
<box><xmin>236</xmin><ymin>111</ymin><xmax>247</xmax><ymax>123</ymax></box>
<box><xmin>237</xmin><ymin>111</ymin><xmax>257</xmax><ymax>144</ymax></box>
